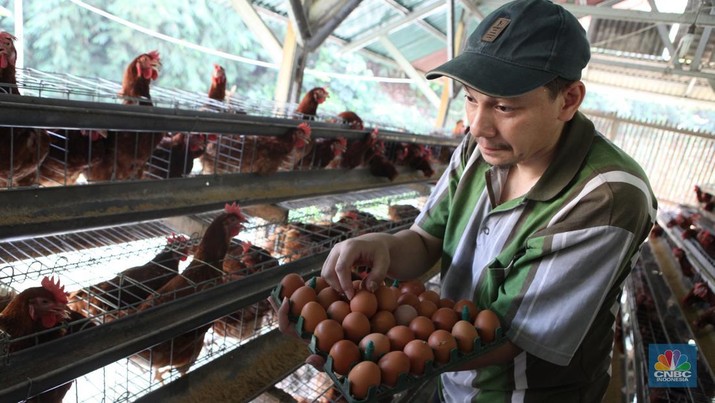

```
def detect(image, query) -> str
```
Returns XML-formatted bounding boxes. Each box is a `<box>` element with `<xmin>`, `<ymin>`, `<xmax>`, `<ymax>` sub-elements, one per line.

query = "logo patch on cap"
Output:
<box><xmin>481</xmin><ymin>18</ymin><xmax>511</xmax><ymax>42</ymax></box>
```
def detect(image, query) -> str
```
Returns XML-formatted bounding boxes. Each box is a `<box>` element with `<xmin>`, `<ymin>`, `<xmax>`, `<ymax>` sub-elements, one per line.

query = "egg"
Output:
<box><xmin>374</xmin><ymin>285</ymin><xmax>398</xmax><ymax>312</ymax></box>
<box><xmin>431</xmin><ymin>307</ymin><xmax>459</xmax><ymax>331</ymax></box>
<box><xmin>397</xmin><ymin>292</ymin><xmax>420</xmax><ymax>308</ymax></box>
<box><xmin>453</xmin><ymin>299</ymin><xmax>479</xmax><ymax>322</ymax></box>
<box><xmin>327</xmin><ymin>300</ymin><xmax>351</xmax><ymax>323</ymax></box>
<box><xmin>342</xmin><ymin>311</ymin><xmax>371</xmax><ymax>343</ymax></box>
<box><xmin>350</xmin><ymin>290</ymin><xmax>378</xmax><ymax>318</ymax></box>
<box><xmin>279</xmin><ymin>273</ymin><xmax>305</xmax><ymax>299</ymax></box>
<box><xmin>427</xmin><ymin>329</ymin><xmax>457</xmax><ymax>364</ymax></box>
<box><xmin>403</xmin><ymin>339</ymin><xmax>434</xmax><ymax>375</ymax></box>
<box><xmin>316</xmin><ymin>287</ymin><xmax>341</xmax><ymax>309</ymax></box>
<box><xmin>386</xmin><ymin>325</ymin><xmax>415</xmax><ymax>351</ymax></box>
<box><xmin>289</xmin><ymin>285</ymin><xmax>317</xmax><ymax>317</ymax></box>
<box><xmin>359</xmin><ymin>333</ymin><xmax>391</xmax><ymax>361</ymax></box>
<box><xmin>416</xmin><ymin>299</ymin><xmax>438</xmax><ymax>318</ymax></box>
<box><xmin>409</xmin><ymin>315</ymin><xmax>435</xmax><ymax>341</ymax></box>
<box><xmin>329</xmin><ymin>339</ymin><xmax>361</xmax><ymax>376</ymax></box>
<box><xmin>348</xmin><ymin>361</ymin><xmax>381</xmax><ymax>400</ymax></box>
<box><xmin>299</xmin><ymin>301</ymin><xmax>327</xmax><ymax>334</ymax></box>
<box><xmin>308</xmin><ymin>276</ymin><xmax>329</xmax><ymax>293</ymax></box>
<box><xmin>393</xmin><ymin>304</ymin><xmax>418</xmax><ymax>326</ymax></box>
<box><xmin>474</xmin><ymin>309</ymin><xmax>500</xmax><ymax>343</ymax></box>
<box><xmin>418</xmin><ymin>290</ymin><xmax>440</xmax><ymax>305</ymax></box>
<box><xmin>370</xmin><ymin>310</ymin><xmax>396</xmax><ymax>334</ymax></box>
<box><xmin>438</xmin><ymin>298</ymin><xmax>455</xmax><ymax>309</ymax></box>
<box><xmin>378</xmin><ymin>351</ymin><xmax>411</xmax><ymax>387</ymax></box>
<box><xmin>451</xmin><ymin>320</ymin><xmax>479</xmax><ymax>353</ymax></box>
<box><xmin>313</xmin><ymin>318</ymin><xmax>344</xmax><ymax>353</ymax></box>
<box><xmin>399</xmin><ymin>280</ymin><xmax>425</xmax><ymax>296</ymax></box>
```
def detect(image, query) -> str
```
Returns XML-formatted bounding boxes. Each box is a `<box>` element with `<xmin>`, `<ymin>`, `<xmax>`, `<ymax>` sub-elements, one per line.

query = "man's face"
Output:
<box><xmin>464</xmin><ymin>85</ymin><xmax>568</xmax><ymax>169</ymax></box>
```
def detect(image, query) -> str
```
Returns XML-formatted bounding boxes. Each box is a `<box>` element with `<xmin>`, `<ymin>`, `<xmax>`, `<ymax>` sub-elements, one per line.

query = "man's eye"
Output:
<box><xmin>496</xmin><ymin>105</ymin><xmax>513</xmax><ymax>112</ymax></box>
<box><xmin>465</xmin><ymin>95</ymin><xmax>476</xmax><ymax>103</ymax></box>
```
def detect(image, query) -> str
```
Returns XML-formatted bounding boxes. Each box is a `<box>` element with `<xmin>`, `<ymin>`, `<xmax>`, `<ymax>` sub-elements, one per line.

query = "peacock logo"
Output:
<box><xmin>649</xmin><ymin>344</ymin><xmax>697</xmax><ymax>387</ymax></box>
<box><xmin>654</xmin><ymin>349</ymin><xmax>691</xmax><ymax>372</ymax></box>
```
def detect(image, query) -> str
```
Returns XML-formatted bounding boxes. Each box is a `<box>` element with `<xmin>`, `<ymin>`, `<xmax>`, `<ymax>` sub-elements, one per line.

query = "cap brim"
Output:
<box><xmin>426</xmin><ymin>52</ymin><xmax>557</xmax><ymax>98</ymax></box>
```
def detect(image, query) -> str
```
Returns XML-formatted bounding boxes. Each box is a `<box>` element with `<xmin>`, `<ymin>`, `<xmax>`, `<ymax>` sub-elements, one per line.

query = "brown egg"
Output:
<box><xmin>397</xmin><ymin>292</ymin><xmax>420</xmax><ymax>308</ymax></box>
<box><xmin>453</xmin><ymin>299</ymin><xmax>479</xmax><ymax>322</ymax></box>
<box><xmin>308</xmin><ymin>276</ymin><xmax>329</xmax><ymax>293</ymax></box>
<box><xmin>327</xmin><ymin>300</ymin><xmax>351</xmax><ymax>323</ymax></box>
<box><xmin>416</xmin><ymin>299</ymin><xmax>438</xmax><ymax>318</ymax></box>
<box><xmin>428</xmin><ymin>329</ymin><xmax>457</xmax><ymax>364</ymax></box>
<box><xmin>342</xmin><ymin>311</ymin><xmax>371</xmax><ymax>343</ymax></box>
<box><xmin>350</xmin><ymin>290</ymin><xmax>378</xmax><ymax>318</ymax></box>
<box><xmin>313</xmin><ymin>318</ymin><xmax>344</xmax><ymax>353</ymax></box>
<box><xmin>418</xmin><ymin>290</ymin><xmax>440</xmax><ymax>305</ymax></box>
<box><xmin>451</xmin><ymin>320</ymin><xmax>479</xmax><ymax>353</ymax></box>
<box><xmin>279</xmin><ymin>273</ymin><xmax>305</xmax><ymax>299</ymax></box>
<box><xmin>316</xmin><ymin>287</ymin><xmax>341</xmax><ymax>309</ymax></box>
<box><xmin>374</xmin><ymin>285</ymin><xmax>398</xmax><ymax>312</ymax></box>
<box><xmin>378</xmin><ymin>351</ymin><xmax>411</xmax><ymax>387</ymax></box>
<box><xmin>370</xmin><ymin>310</ymin><xmax>396</xmax><ymax>334</ymax></box>
<box><xmin>403</xmin><ymin>339</ymin><xmax>434</xmax><ymax>375</ymax></box>
<box><xmin>432</xmin><ymin>307</ymin><xmax>459</xmax><ymax>331</ymax></box>
<box><xmin>329</xmin><ymin>339</ymin><xmax>360</xmax><ymax>376</ymax></box>
<box><xmin>409</xmin><ymin>315</ymin><xmax>435</xmax><ymax>341</ymax></box>
<box><xmin>386</xmin><ymin>325</ymin><xmax>415</xmax><ymax>351</ymax></box>
<box><xmin>474</xmin><ymin>309</ymin><xmax>500</xmax><ymax>343</ymax></box>
<box><xmin>289</xmin><ymin>285</ymin><xmax>317</xmax><ymax>317</ymax></box>
<box><xmin>299</xmin><ymin>301</ymin><xmax>327</xmax><ymax>334</ymax></box>
<box><xmin>399</xmin><ymin>280</ymin><xmax>426</xmax><ymax>296</ymax></box>
<box><xmin>348</xmin><ymin>361</ymin><xmax>381</xmax><ymax>400</ymax></box>
<box><xmin>393</xmin><ymin>304</ymin><xmax>418</xmax><ymax>326</ymax></box>
<box><xmin>438</xmin><ymin>298</ymin><xmax>455</xmax><ymax>309</ymax></box>
<box><xmin>359</xmin><ymin>333</ymin><xmax>391</xmax><ymax>361</ymax></box>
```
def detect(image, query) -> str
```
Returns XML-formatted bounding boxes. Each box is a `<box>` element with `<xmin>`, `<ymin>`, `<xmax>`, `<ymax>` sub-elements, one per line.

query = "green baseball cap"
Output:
<box><xmin>426</xmin><ymin>0</ymin><xmax>590</xmax><ymax>97</ymax></box>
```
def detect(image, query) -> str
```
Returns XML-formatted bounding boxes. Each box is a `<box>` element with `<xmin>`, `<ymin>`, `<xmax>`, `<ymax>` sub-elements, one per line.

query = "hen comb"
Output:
<box><xmin>41</xmin><ymin>276</ymin><xmax>68</xmax><ymax>304</ymax></box>
<box><xmin>0</xmin><ymin>32</ymin><xmax>16</xmax><ymax>42</ymax></box>
<box><xmin>147</xmin><ymin>50</ymin><xmax>161</xmax><ymax>61</ymax></box>
<box><xmin>241</xmin><ymin>241</ymin><xmax>253</xmax><ymax>254</ymax></box>
<box><xmin>224</xmin><ymin>202</ymin><xmax>247</xmax><ymax>221</ymax></box>
<box><xmin>297</xmin><ymin>122</ymin><xmax>312</xmax><ymax>136</ymax></box>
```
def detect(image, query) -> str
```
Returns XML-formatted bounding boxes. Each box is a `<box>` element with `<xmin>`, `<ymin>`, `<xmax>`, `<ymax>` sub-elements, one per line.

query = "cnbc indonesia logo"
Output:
<box><xmin>649</xmin><ymin>344</ymin><xmax>697</xmax><ymax>387</ymax></box>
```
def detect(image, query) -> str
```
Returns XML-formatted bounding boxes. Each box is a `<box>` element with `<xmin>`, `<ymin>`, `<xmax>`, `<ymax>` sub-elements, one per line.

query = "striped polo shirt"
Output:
<box><xmin>415</xmin><ymin>112</ymin><xmax>657</xmax><ymax>402</ymax></box>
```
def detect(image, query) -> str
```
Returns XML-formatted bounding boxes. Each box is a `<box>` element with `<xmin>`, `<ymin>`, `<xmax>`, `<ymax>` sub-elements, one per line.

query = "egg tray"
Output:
<box><xmin>311</xmin><ymin>328</ymin><xmax>506</xmax><ymax>403</ymax></box>
<box><xmin>270</xmin><ymin>282</ymin><xmax>508</xmax><ymax>403</ymax></box>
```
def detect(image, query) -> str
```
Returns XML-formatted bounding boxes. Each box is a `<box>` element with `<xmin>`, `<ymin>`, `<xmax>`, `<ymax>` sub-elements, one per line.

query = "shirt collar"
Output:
<box><xmin>526</xmin><ymin>111</ymin><xmax>595</xmax><ymax>201</ymax></box>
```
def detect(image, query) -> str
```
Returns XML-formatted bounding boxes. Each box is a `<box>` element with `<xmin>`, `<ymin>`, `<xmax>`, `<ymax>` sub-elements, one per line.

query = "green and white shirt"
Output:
<box><xmin>415</xmin><ymin>112</ymin><xmax>657</xmax><ymax>402</ymax></box>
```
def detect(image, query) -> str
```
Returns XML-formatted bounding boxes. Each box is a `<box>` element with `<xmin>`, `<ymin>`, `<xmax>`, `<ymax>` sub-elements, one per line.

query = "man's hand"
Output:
<box><xmin>268</xmin><ymin>295</ymin><xmax>327</xmax><ymax>371</ymax></box>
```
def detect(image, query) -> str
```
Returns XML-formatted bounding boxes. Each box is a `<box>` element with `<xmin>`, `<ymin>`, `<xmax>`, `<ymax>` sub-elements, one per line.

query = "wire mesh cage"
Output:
<box><xmin>0</xmin><ymin>185</ymin><xmax>428</xmax><ymax>402</ymax></box>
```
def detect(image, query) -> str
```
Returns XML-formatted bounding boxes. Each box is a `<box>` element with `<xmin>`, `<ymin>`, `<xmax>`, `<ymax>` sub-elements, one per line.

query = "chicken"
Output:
<box><xmin>67</xmin><ymin>235</ymin><xmax>190</xmax><ymax>321</ymax></box>
<box><xmin>341</xmin><ymin>127</ymin><xmax>378</xmax><ymax>170</ymax></box>
<box><xmin>682</xmin><ymin>282</ymin><xmax>715</xmax><ymax>308</ymax></box>
<box><xmin>0</xmin><ymin>277</ymin><xmax>75</xmax><ymax>402</ymax></box>
<box><xmin>367</xmin><ymin>139</ymin><xmax>399</xmax><ymax>181</ymax></box>
<box><xmin>208</xmin><ymin>64</ymin><xmax>226</xmax><ymax>103</ymax></box>
<box><xmin>85</xmin><ymin>51</ymin><xmax>163</xmax><ymax>182</ymax></box>
<box><xmin>212</xmin><ymin>240</ymin><xmax>279</xmax><ymax>340</ymax></box>
<box><xmin>296</xmin><ymin>87</ymin><xmax>329</xmax><ymax>119</ymax></box>
<box><xmin>0</xmin><ymin>32</ymin><xmax>51</xmax><ymax>188</ymax></box>
<box><xmin>0</xmin><ymin>31</ymin><xmax>19</xmax><ymax>95</ymax></box>
<box><xmin>246</xmin><ymin>123</ymin><xmax>313</xmax><ymax>175</ymax></box>
<box><xmin>295</xmin><ymin>137</ymin><xmax>347</xmax><ymax>170</ymax></box>
<box><xmin>396</xmin><ymin>143</ymin><xmax>435</xmax><ymax>178</ymax></box>
<box><xmin>697</xmin><ymin>229</ymin><xmax>715</xmax><ymax>258</ymax></box>
<box><xmin>695</xmin><ymin>185</ymin><xmax>713</xmax><ymax>204</ymax></box>
<box><xmin>649</xmin><ymin>223</ymin><xmax>664</xmax><ymax>238</ymax></box>
<box><xmin>693</xmin><ymin>306</ymin><xmax>715</xmax><ymax>330</ymax></box>
<box><xmin>132</xmin><ymin>203</ymin><xmax>247</xmax><ymax>381</ymax></box>
<box><xmin>672</xmin><ymin>247</ymin><xmax>694</xmax><ymax>278</ymax></box>
<box><xmin>666</xmin><ymin>212</ymin><xmax>692</xmax><ymax>229</ymax></box>
<box><xmin>145</xmin><ymin>133</ymin><xmax>207</xmax><ymax>179</ymax></box>
<box><xmin>36</xmin><ymin>130</ymin><xmax>108</xmax><ymax>186</ymax></box>
<box><xmin>337</xmin><ymin>111</ymin><xmax>364</xmax><ymax>130</ymax></box>
<box><xmin>387</xmin><ymin>204</ymin><xmax>420</xmax><ymax>223</ymax></box>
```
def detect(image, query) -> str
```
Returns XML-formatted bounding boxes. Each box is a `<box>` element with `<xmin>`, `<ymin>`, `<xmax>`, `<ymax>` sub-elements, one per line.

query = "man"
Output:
<box><xmin>276</xmin><ymin>0</ymin><xmax>657</xmax><ymax>401</ymax></box>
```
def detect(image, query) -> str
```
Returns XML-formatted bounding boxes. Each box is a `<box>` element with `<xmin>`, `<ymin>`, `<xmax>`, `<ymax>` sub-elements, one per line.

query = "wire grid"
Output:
<box><xmin>623</xmin><ymin>244</ymin><xmax>715</xmax><ymax>402</ymax></box>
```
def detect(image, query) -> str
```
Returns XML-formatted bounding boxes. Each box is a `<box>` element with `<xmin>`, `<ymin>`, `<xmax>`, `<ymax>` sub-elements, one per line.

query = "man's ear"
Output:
<box><xmin>558</xmin><ymin>81</ymin><xmax>586</xmax><ymax>121</ymax></box>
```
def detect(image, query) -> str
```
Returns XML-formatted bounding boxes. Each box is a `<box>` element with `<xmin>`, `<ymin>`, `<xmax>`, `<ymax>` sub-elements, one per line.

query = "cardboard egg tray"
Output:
<box><xmin>270</xmin><ymin>282</ymin><xmax>507</xmax><ymax>403</ymax></box>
